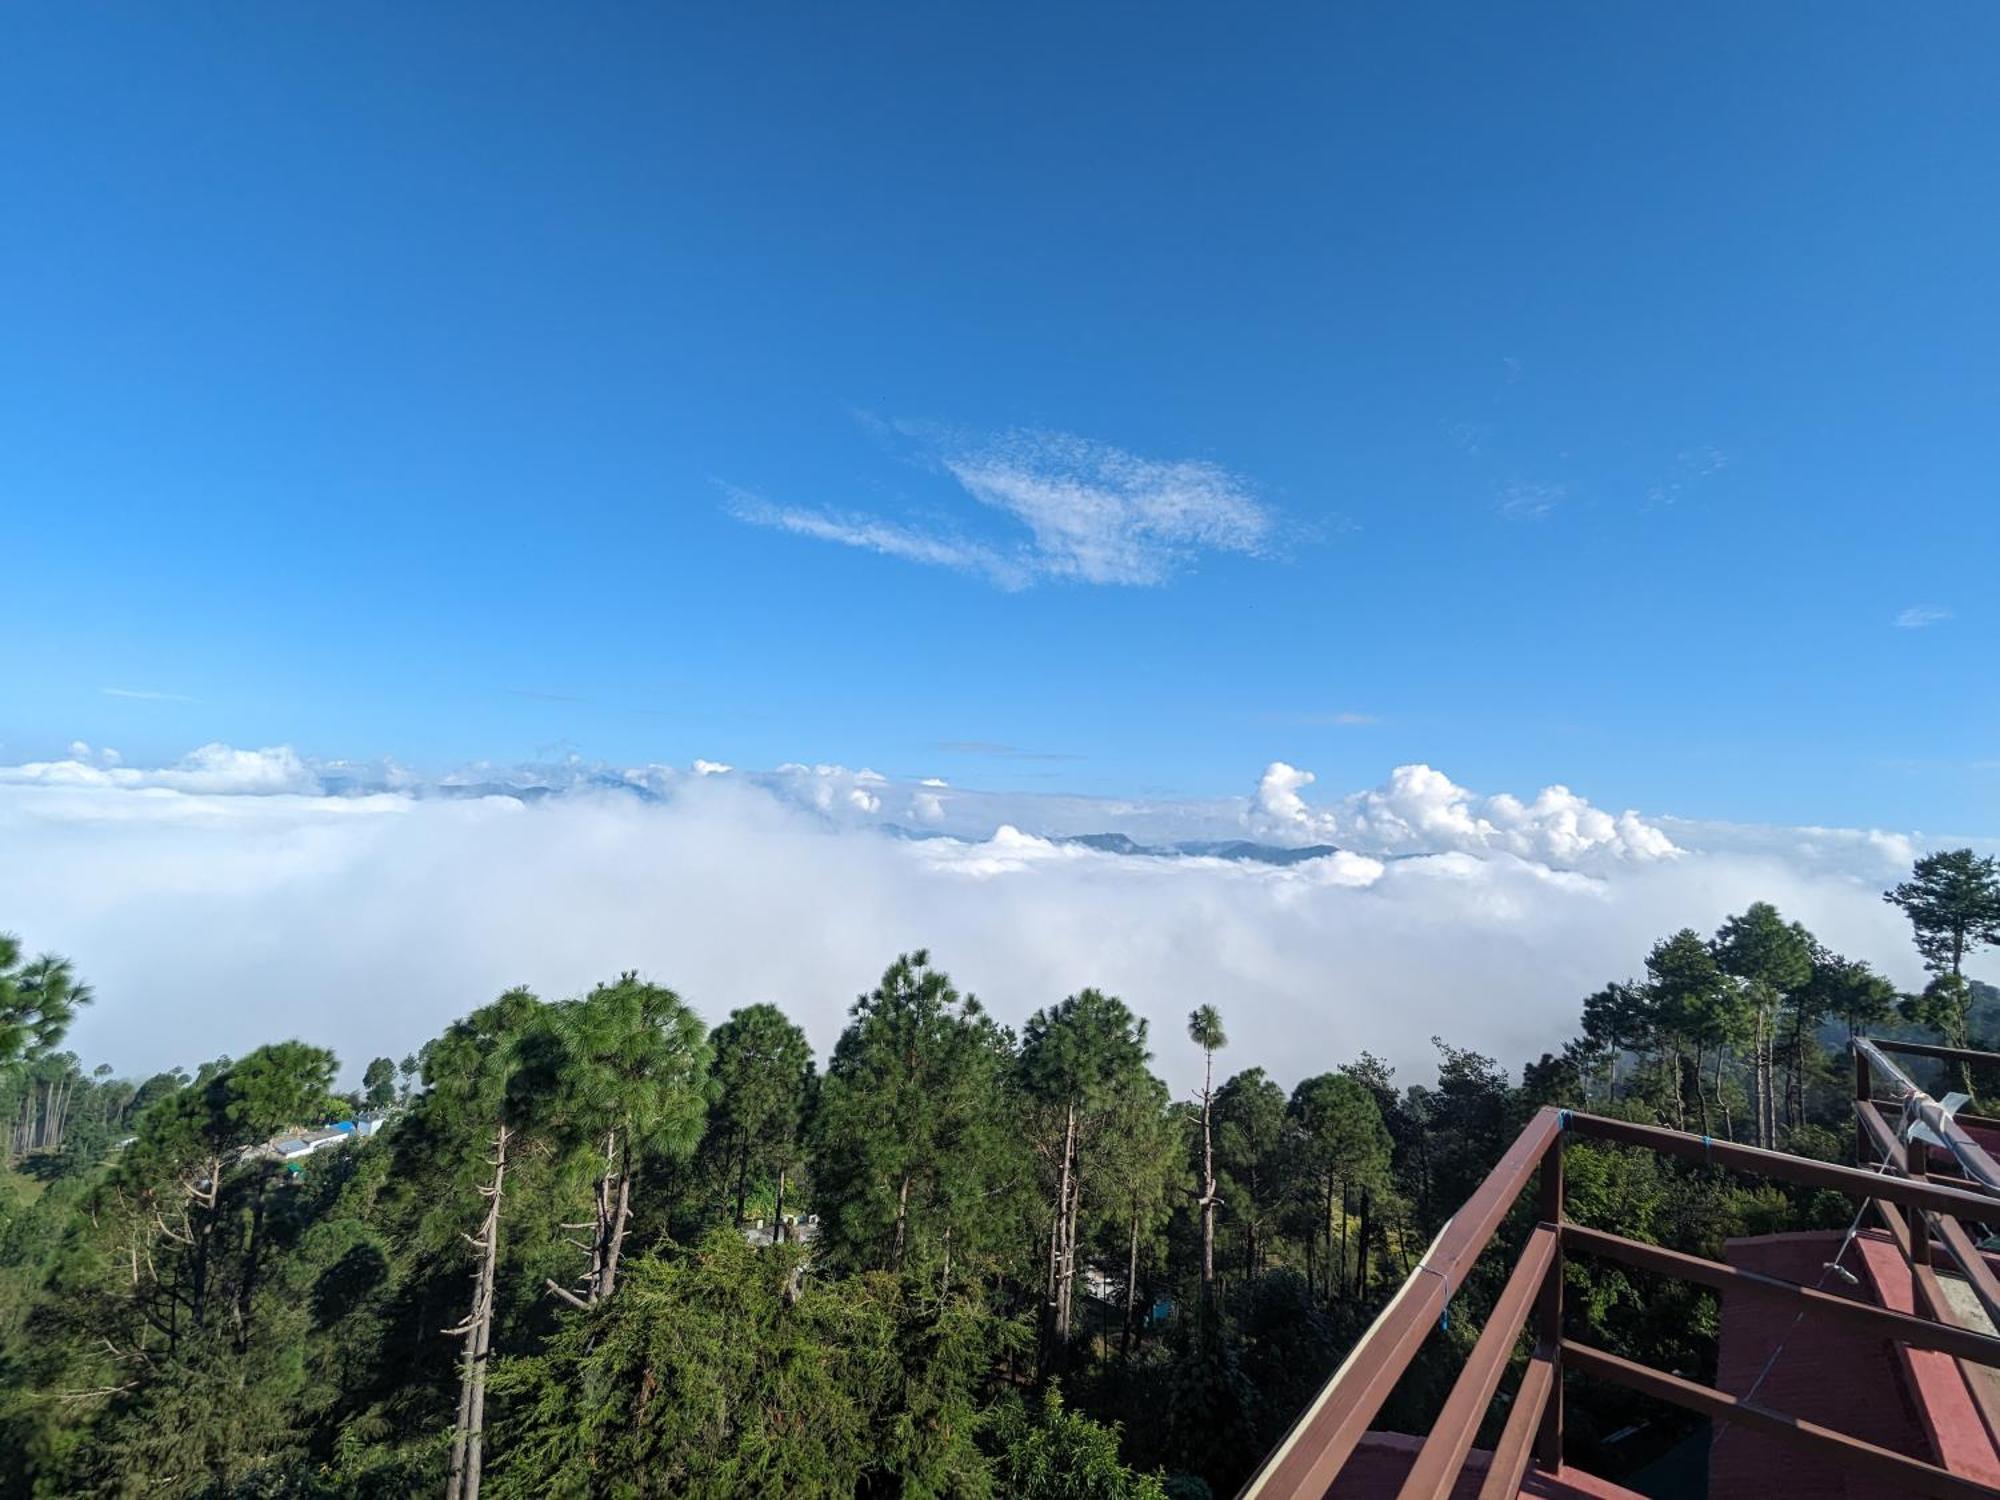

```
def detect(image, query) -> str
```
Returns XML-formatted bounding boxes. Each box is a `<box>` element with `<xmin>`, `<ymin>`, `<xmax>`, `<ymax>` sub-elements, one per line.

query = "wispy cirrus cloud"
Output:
<box><xmin>724</xmin><ymin>486</ymin><xmax>1031</xmax><ymax>590</ymax></box>
<box><xmin>1495</xmin><ymin>481</ymin><xmax>1565</xmax><ymax>521</ymax></box>
<box><xmin>1895</xmin><ymin>605</ymin><xmax>1952</xmax><ymax>629</ymax></box>
<box><xmin>940</xmin><ymin>430</ymin><xmax>1272</xmax><ymax>585</ymax></box>
<box><xmin>1644</xmin><ymin>445</ymin><xmax>1730</xmax><ymax>510</ymax></box>
<box><xmin>727</xmin><ymin>428</ymin><xmax>1275</xmax><ymax>589</ymax></box>
<box><xmin>102</xmin><ymin>687</ymin><xmax>199</xmax><ymax>703</ymax></box>
<box><xmin>934</xmin><ymin>740</ymin><xmax>1085</xmax><ymax>762</ymax></box>
<box><xmin>1293</xmin><ymin>711</ymin><xmax>1378</xmax><ymax>727</ymax></box>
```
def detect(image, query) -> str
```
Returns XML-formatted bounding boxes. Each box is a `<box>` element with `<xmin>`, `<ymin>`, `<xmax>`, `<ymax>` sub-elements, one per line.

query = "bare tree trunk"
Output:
<box><xmin>1337</xmin><ymin>1182</ymin><xmax>1349</xmax><ymax>1298</ymax></box>
<box><xmin>1713</xmin><ymin>1048</ymin><xmax>1732</xmax><ymax>1142</ymax></box>
<box><xmin>890</xmin><ymin>1172</ymin><xmax>912</xmax><ymax>1269</ymax></box>
<box><xmin>600</xmin><ymin>1146</ymin><xmax>632</xmax><ymax>1301</ymax></box>
<box><xmin>235</xmin><ymin>1173</ymin><xmax>269</xmax><ymax>1354</ymax></box>
<box><xmin>1121</xmin><ymin>1205</ymin><xmax>1141</xmax><ymax>1359</ymax></box>
<box><xmin>1787</xmin><ymin>1007</ymin><xmax>1807</xmax><ymax>1133</ymax></box>
<box><xmin>446</xmin><ymin>1123</ymin><xmax>508</xmax><ymax>1500</ymax></box>
<box><xmin>1198</xmin><ymin>1053</ymin><xmax>1218</xmax><ymax>1299</ymax></box>
<box><xmin>581</xmin><ymin>1130</ymin><xmax>632</xmax><ymax>1304</ymax></box>
<box><xmin>1056</xmin><ymin>1169</ymin><xmax>1081</xmax><ymax>1352</ymax></box>
<box><xmin>1355</xmin><ymin>1187</ymin><xmax>1371</xmax><ymax>1299</ymax></box>
<box><xmin>1323</xmin><ymin>1180</ymin><xmax>1338</xmax><ymax>1302</ymax></box>
<box><xmin>1766</xmin><ymin>1022</ymin><xmax>1779</xmax><ymax>1146</ymax></box>
<box><xmin>772</xmin><ymin>1165</ymin><xmax>787</xmax><ymax>1245</ymax></box>
<box><xmin>188</xmin><ymin>1158</ymin><xmax>221</xmax><ymax>1331</ymax></box>
<box><xmin>1046</xmin><ymin>1102</ymin><xmax>1076</xmax><ymax>1365</ymax></box>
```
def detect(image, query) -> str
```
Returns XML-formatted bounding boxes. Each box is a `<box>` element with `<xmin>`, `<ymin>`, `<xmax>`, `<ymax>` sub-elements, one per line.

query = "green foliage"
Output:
<box><xmin>1886</xmin><ymin>847</ymin><xmax>2000</xmax><ymax>978</ymax></box>
<box><xmin>811</xmin><ymin>953</ymin><xmax>1026</xmax><ymax>1280</ymax></box>
<box><xmin>1806</xmin><ymin>949</ymin><xmax>1898</xmax><ymax>1037</ymax></box>
<box><xmin>361</xmin><ymin>1058</ymin><xmax>396</xmax><ymax>1110</ymax></box>
<box><xmin>702</xmin><ymin>1001</ymin><xmax>813</xmax><ymax>1219</ymax></box>
<box><xmin>490</xmin><ymin>1231</ymin><xmax>1013</xmax><ymax>1499</ymax></box>
<box><xmin>987</xmin><ymin>1385</ymin><xmax>1168</xmax><ymax>1500</ymax></box>
<box><xmin>0</xmin><ymin>939</ymin><xmax>92</xmax><ymax>1068</ymax></box>
<box><xmin>1184</xmin><ymin>1006</ymin><xmax>1226</xmax><ymax>1057</ymax></box>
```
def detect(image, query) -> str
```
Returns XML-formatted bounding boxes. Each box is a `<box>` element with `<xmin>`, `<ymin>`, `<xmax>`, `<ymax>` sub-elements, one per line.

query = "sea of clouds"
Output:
<box><xmin>0</xmin><ymin>743</ymin><xmax>1950</xmax><ymax>1093</ymax></box>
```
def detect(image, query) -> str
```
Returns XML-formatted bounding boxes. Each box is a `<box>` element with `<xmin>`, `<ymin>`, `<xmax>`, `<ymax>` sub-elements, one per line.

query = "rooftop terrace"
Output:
<box><xmin>1237</xmin><ymin>1036</ymin><xmax>2000</xmax><ymax>1500</ymax></box>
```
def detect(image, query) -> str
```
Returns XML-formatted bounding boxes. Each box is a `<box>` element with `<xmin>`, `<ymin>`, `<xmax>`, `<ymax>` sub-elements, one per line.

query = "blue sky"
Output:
<box><xmin>4</xmin><ymin>3</ymin><xmax>1997</xmax><ymax>833</ymax></box>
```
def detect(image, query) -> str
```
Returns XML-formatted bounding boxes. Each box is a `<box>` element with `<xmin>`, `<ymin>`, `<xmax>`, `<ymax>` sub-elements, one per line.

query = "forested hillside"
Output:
<box><xmin>1</xmin><ymin>849</ymin><xmax>1996</xmax><ymax>1499</ymax></box>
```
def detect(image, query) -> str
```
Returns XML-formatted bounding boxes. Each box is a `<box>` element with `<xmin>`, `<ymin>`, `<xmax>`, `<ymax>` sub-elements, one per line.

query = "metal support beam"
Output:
<box><xmin>1394</xmin><ymin>1226</ymin><xmax>1556</xmax><ymax>1500</ymax></box>
<box><xmin>1562</xmin><ymin>1222</ymin><xmax>2000</xmax><ymax>1366</ymax></box>
<box><xmin>1562</xmin><ymin>1339</ymin><xmax>2000</xmax><ymax>1500</ymax></box>
<box><xmin>1475</xmin><ymin>1352</ymin><xmax>1555</xmax><ymax>1500</ymax></box>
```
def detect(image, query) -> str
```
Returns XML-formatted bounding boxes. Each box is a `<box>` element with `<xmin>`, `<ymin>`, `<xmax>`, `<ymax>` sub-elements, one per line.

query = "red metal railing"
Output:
<box><xmin>1237</xmin><ymin>1058</ymin><xmax>2000</xmax><ymax>1500</ymax></box>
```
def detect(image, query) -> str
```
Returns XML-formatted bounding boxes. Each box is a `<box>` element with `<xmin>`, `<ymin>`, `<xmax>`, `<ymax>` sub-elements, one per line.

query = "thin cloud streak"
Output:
<box><xmin>724</xmin><ymin>486</ymin><xmax>1030</xmax><ymax>590</ymax></box>
<box><xmin>934</xmin><ymin>740</ymin><xmax>1086</xmax><ymax>762</ymax></box>
<box><xmin>1895</xmin><ymin>606</ymin><xmax>1952</xmax><ymax>629</ymax></box>
<box><xmin>1495</xmin><ymin>482</ymin><xmax>1565</xmax><ymax>521</ymax></box>
<box><xmin>102</xmin><ymin>687</ymin><xmax>199</xmax><ymax>703</ymax></box>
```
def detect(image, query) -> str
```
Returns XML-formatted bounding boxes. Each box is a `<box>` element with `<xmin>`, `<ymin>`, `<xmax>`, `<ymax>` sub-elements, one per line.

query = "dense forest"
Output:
<box><xmin>1</xmin><ymin>848</ymin><xmax>1997</xmax><ymax>1499</ymax></box>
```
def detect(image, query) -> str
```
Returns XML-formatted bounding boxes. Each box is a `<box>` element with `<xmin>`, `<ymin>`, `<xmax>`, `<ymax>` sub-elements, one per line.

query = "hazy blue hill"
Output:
<box><xmin>1060</xmin><ymin>833</ymin><xmax>1343</xmax><ymax>866</ymax></box>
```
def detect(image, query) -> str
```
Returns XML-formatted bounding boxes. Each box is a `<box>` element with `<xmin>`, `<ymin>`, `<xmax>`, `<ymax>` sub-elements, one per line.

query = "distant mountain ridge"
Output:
<box><xmin>1059</xmin><ymin>833</ymin><xmax>1342</xmax><ymax>865</ymax></box>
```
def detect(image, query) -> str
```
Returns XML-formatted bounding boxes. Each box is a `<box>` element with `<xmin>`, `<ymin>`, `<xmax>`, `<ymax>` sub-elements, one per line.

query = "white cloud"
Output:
<box><xmin>726</xmin><ymin>428</ymin><xmax>1274</xmax><ymax>589</ymax></box>
<box><xmin>1251</xmin><ymin>761</ymin><xmax>1678</xmax><ymax>867</ymax></box>
<box><xmin>1895</xmin><ymin>606</ymin><xmax>1952</xmax><ymax>629</ymax></box>
<box><xmin>911</xmin><ymin>792</ymin><xmax>947</xmax><ymax>824</ymax></box>
<box><xmin>0</xmin><ymin>745</ymin><xmax>1960</xmax><ymax>1095</ymax></box>
<box><xmin>771</xmin><ymin>762</ymin><xmax>892</xmax><ymax>822</ymax></box>
<box><xmin>692</xmin><ymin>759</ymin><xmax>733</xmax><ymax>776</ymax></box>
<box><xmin>941</xmin><ymin>430</ymin><xmax>1271</xmax><ymax>585</ymax></box>
<box><xmin>102</xmin><ymin>687</ymin><xmax>199</xmax><ymax>703</ymax></box>
<box><xmin>724</xmin><ymin>487</ymin><xmax>1031</xmax><ymax>590</ymax></box>
<box><xmin>1496</xmin><ymin>482</ymin><xmax>1565</xmax><ymax>521</ymax></box>
<box><xmin>0</xmin><ymin>743</ymin><xmax>318</xmax><ymax>796</ymax></box>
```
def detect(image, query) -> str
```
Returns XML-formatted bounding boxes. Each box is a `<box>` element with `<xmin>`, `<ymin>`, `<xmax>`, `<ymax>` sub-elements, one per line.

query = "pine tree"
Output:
<box><xmin>1020</xmin><ymin>987</ymin><xmax>1153</xmax><ymax>1371</ymax></box>
<box><xmin>811</xmin><ymin>952</ymin><xmax>1024</xmax><ymax>1282</ymax></box>
<box><xmin>1212</xmin><ymin>1068</ymin><xmax>1286</xmax><ymax>1281</ymax></box>
<box><xmin>704</xmin><ymin>1002</ymin><xmax>814</xmax><ymax>1235</ymax></box>
<box><xmin>1185</xmin><ymin>1007</ymin><xmax>1227</xmax><ymax>1304</ymax></box>
<box><xmin>543</xmin><ymin>975</ymin><xmax>710</xmax><ymax>1308</ymax></box>
<box><xmin>422</xmin><ymin>987</ymin><xmax>549</xmax><ymax>1500</ymax></box>
<box><xmin>1284</xmin><ymin>1073</ymin><xmax>1390</xmax><ymax>1303</ymax></box>
<box><xmin>1713</xmin><ymin>903</ymin><xmax>1813</xmax><ymax>1148</ymax></box>
<box><xmin>1886</xmin><ymin>848</ymin><xmax>2000</xmax><ymax>982</ymax></box>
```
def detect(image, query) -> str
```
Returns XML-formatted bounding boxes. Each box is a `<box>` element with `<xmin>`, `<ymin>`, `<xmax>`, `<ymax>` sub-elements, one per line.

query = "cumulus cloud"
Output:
<box><xmin>692</xmin><ymin>759</ymin><xmax>733</xmax><ymax>776</ymax></box>
<box><xmin>771</xmin><ymin>762</ymin><xmax>895</xmax><ymax>822</ymax></box>
<box><xmin>0</xmin><ymin>743</ymin><xmax>318</xmax><ymax>796</ymax></box>
<box><xmin>727</xmin><ymin>429</ymin><xmax>1273</xmax><ymax>589</ymax></box>
<box><xmin>1250</xmin><ymin>761</ymin><xmax>1678</xmax><ymax>867</ymax></box>
<box><xmin>0</xmin><ymin>744</ymin><xmax>1955</xmax><ymax>1097</ymax></box>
